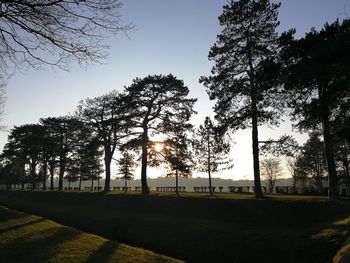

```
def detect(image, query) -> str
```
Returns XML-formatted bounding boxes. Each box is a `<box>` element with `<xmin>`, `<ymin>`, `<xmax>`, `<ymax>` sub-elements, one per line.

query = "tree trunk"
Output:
<box><xmin>208</xmin><ymin>132</ymin><xmax>212</xmax><ymax>196</ymax></box>
<box><xmin>58</xmin><ymin>156</ymin><xmax>65</xmax><ymax>191</ymax></box>
<box><xmin>175</xmin><ymin>170</ymin><xmax>179</xmax><ymax>196</ymax></box>
<box><xmin>248</xmin><ymin>47</ymin><xmax>263</xmax><ymax>199</ymax></box>
<box><xmin>124</xmin><ymin>176</ymin><xmax>127</xmax><ymax>192</ymax></box>
<box><xmin>104</xmin><ymin>153</ymin><xmax>112</xmax><ymax>192</ymax></box>
<box><xmin>43</xmin><ymin>162</ymin><xmax>48</xmax><ymax>191</ymax></box>
<box><xmin>322</xmin><ymin>114</ymin><xmax>338</xmax><ymax>199</ymax></box>
<box><xmin>251</xmin><ymin>94</ymin><xmax>263</xmax><ymax>198</ymax></box>
<box><xmin>141</xmin><ymin>128</ymin><xmax>150</xmax><ymax>194</ymax></box>
<box><xmin>79</xmin><ymin>176</ymin><xmax>82</xmax><ymax>191</ymax></box>
<box><xmin>49</xmin><ymin>165</ymin><xmax>54</xmax><ymax>191</ymax></box>
<box><xmin>91</xmin><ymin>177</ymin><xmax>94</xmax><ymax>191</ymax></box>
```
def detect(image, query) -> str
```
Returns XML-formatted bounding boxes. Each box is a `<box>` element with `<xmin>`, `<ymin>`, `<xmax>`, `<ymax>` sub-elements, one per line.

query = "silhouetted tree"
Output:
<box><xmin>295</xmin><ymin>134</ymin><xmax>327</xmax><ymax>193</ymax></box>
<box><xmin>125</xmin><ymin>74</ymin><xmax>196</xmax><ymax>194</ymax></box>
<box><xmin>281</xmin><ymin>19</ymin><xmax>350</xmax><ymax>198</ymax></box>
<box><xmin>260</xmin><ymin>157</ymin><xmax>282</xmax><ymax>193</ymax></box>
<box><xmin>201</xmin><ymin>0</ymin><xmax>282</xmax><ymax>198</ymax></box>
<box><xmin>163</xmin><ymin>128</ymin><xmax>194</xmax><ymax>196</ymax></box>
<box><xmin>40</xmin><ymin>117</ymin><xmax>81</xmax><ymax>190</ymax></box>
<box><xmin>0</xmin><ymin>0</ymin><xmax>130</xmax><ymax>74</ymax></box>
<box><xmin>77</xmin><ymin>91</ymin><xmax>130</xmax><ymax>191</ymax></box>
<box><xmin>2</xmin><ymin>124</ymin><xmax>45</xmax><ymax>189</ymax></box>
<box><xmin>193</xmin><ymin>117</ymin><xmax>232</xmax><ymax>196</ymax></box>
<box><xmin>117</xmin><ymin>149</ymin><xmax>137</xmax><ymax>191</ymax></box>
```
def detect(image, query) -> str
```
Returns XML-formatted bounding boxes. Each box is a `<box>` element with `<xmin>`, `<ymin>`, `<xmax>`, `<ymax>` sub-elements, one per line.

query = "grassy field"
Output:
<box><xmin>0</xmin><ymin>205</ymin><xmax>182</xmax><ymax>263</ymax></box>
<box><xmin>0</xmin><ymin>190</ymin><xmax>349</xmax><ymax>263</ymax></box>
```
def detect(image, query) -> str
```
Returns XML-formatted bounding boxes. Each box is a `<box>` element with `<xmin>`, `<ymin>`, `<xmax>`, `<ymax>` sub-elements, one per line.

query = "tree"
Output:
<box><xmin>0</xmin><ymin>0</ymin><xmax>130</xmax><ymax>74</ymax></box>
<box><xmin>125</xmin><ymin>74</ymin><xmax>197</xmax><ymax>194</ymax></box>
<box><xmin>77</xmin><ymin>91</ymin><xmax>130</xmax><ymax>191</ymax></box>
<box><xmin>193</xmin><ymin>117</ymin><xmax>232</xmax><ymax>196</ymax></box>
<box><xmin>40</xmin><ymin>117</ymin><xmax>82</xmax><ymax>190</ymax></box>
<box><xmin>117</xmin><ymin>149</ymin><xmax>137</xmax><ymax>191</ymax></box>
<box><xmin>281</xmin><ymin>19</ymin><xmax>350</xmax><ymax>198</ymax></box>
<box><xmin>162</xmin><ymin>128</ymin><xmax>194</xmax><ymax>196</ymax></box>
<box><xmin>201</xmin><ymin>0</ymin><xmax>283</xmax><ymax>198</ymax></box>
<box><xmin>295</xmin><ymin>134</ymin><xmax>327</xmax><ymax>193</ymax></box>
<box><xmin>260</xmin><ymin>157</ymin><xmax>282</xmax><ymax>193</ymax></box>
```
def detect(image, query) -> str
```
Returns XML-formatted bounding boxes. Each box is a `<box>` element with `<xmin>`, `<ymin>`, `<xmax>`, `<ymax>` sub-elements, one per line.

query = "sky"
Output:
<box><xmin>0</xmin><ymin>0</ymin><xmax>348</xmax><ymax>180</ymax></box>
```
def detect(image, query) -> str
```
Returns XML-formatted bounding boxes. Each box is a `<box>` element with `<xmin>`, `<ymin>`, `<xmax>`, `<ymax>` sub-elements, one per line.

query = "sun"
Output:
<box><xmin>154</xmin><ymin>143</ymin><xmax>164</xmax><ymax>152</ymax></box>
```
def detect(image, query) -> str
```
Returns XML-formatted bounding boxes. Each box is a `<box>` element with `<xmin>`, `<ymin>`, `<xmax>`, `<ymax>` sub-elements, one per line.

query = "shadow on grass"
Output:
<box><xmin>0</xmin><ymin>218</ymin><xmax>46</xmax><ymax>234</ymax></box>
<box><xmin>86</xmin><ymin>240</ymin><xmax>120</xmax><ymax>263</ymax></box>
<box><xmin>0</xmin><ymin>226</ymin><xmax>81</xmax><ymax>262</ymax></box>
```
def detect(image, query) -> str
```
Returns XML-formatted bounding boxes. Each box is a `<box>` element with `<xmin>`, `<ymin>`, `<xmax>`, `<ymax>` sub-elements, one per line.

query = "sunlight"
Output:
<box><xmin>154</xmin><ymin>143</ymin><xmax>164</xmax><ymax>152</ymax></box>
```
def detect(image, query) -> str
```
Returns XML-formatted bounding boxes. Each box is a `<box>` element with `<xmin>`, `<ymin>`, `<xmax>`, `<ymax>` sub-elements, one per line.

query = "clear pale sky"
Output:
<box><xmin>0</xmin><ymin>0</ymin><xmax>348</xmax><ymax>180</ymax></box>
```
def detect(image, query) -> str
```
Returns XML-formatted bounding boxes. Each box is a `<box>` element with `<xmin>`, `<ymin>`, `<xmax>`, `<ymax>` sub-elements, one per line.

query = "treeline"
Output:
<box><xmin>0</xmin><ymin>0</ymin><xmax>349</xmax><ymax>199</ymax></box>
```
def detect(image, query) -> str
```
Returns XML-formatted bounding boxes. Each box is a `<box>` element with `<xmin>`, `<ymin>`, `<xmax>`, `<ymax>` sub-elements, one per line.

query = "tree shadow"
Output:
<box><xmin>0</xmin><ymin>218</ymin><xmax>46</xmax><ymax>234</ymax></box>
<box><xmin>85</xmin><ymin>240</ymin><xmax>120</xmax><ymax>263</ymax></box>
<box><xmin>0</xmin><ymin>226</ymin><xmax>80</xmax><ymax>262</ymax></box>
<box><xmin>0</xmin><ymin>206</ymin><xmax>32</xmax><ymax>222</ymax></box>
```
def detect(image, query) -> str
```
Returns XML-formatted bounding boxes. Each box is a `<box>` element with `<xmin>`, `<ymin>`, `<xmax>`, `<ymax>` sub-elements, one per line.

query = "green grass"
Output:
<box><xmin>0</xmin><ymin>205</ymin><xmax>182</xmax><ymax>263</ymax></box>
<box><xmin>0</xmin><ymin>190</ymin><xmax>349</xmax><ymax>263</ymax></box>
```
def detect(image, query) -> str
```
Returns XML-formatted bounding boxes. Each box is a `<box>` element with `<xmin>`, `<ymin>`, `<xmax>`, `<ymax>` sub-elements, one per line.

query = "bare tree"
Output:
<box><xmin>0</xmin><ymin>0</ymin><xmax>131</xmax><ymax>73</ymax></box>
<box><xmin>261</xmin><ymin>158</ymin><xmax>282</xmax><ymax>193</ymax></box>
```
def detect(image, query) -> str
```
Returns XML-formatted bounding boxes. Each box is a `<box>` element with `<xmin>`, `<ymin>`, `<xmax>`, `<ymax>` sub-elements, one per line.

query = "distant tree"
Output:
<box><xmin>281</xmin><ymin>19</ymin><xmax>350</xmax><ymax>198</ymax></box>
<box><xmin>117</xmin><ymin>149</ymin><xmax>137</xmax><ymax>191</ymax></box>
<box><xmin>260</xmin><ymin>158</ymin><xmax>282</xmax><ymax>193</ymax></box>
<box><xmin>2</xmin><ymin>124</ymin><xmax>46</xmax><ymax>189</ymax></box>
<box><xmin>162</xmin><ymin>128</ymin><xmax>194</xmax><ymax>196</ymax></box>
<box><xmin>286</xmin><ymin>157</ymin><xmax>300</xmax><ymax>193</ymax></box>
<box><xmin>40</xmin><ymin>117</ymin><xmax>82</xmax><ymax>190</ymax></box>
<box><xmin>201</xmin><ymin>0</ymin><xmax>283</xmax><ymax>198</ymax></box>
<box><xmin>295</xmin><ymin>134</ymin><xmax>327</xmax><ymax>193</ymax></box>
<box><xmin>125</xmin><ymin>74</ymin><xmax>197</xmax><ymax>194</ymax></box>
<box><xmin>193</xmin><ymin>117</ymin><xmax>232</xmax><ymax>196</ymax></box>
<box><xmin>77</xmin><ymin>91</ymin><xmax>130</xmax><ymax>191</ymax></box>
<box><xmin>0</xmin><ymin>0</ymin><xmax>131</xmax><ymax>74</ymax></box>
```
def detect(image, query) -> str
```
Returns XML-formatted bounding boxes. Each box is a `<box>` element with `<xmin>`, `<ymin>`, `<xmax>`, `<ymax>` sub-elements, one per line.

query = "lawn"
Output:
<box><xmin>0</xmin><ymin>190</ymin><xmax>349</xmax><ymax>263</ymax></box>
<box><xmin>0</xmin><ymin>205</ymin><xmax>182</xmax><ymax>263</ymax></box>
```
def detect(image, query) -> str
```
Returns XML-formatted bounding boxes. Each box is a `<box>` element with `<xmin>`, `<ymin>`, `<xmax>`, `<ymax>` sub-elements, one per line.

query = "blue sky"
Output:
<box><xmin>1</xmin><ymin>0</ymin><xmax>348</xmax><ymax>180</ymax></box>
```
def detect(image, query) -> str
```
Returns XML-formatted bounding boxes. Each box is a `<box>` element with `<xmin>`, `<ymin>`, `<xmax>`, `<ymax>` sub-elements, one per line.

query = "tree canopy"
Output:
<box><xmin>0</xmin><ymin>0</ymin><xmax>131</xmax><ymax>73</ymax></box>
<box><xmin>201</xmin><ymin>0</ymin><xmax>282</xmax><ymax>198</ymax></box>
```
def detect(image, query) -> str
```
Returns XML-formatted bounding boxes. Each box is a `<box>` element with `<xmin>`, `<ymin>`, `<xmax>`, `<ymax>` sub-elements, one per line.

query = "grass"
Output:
<box><xmin>0</xmin><ymin>190</ymin><xmax>349</xmax><ymax>263</ymax></box>
<box><xmin>0</xmin><ymin>205</ymin><xmax>182</xmax><ymax>263</ymax></box>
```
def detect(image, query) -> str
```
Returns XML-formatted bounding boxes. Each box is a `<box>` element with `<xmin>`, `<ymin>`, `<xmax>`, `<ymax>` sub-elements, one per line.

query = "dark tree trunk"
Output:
<box><xmin>208</xmin><ymin>132</ymin><xmax>213</xmax><ymax>196</ymax></box>
<box><xmin>91</xmin><ymin>177</ymin><xmax>94</xmax><ymax>191</ymax></box>
<box><xmin>42</xmin><ymin>162</ymin><xmax>48</xmax><ymax>191</ymax></box>
<box><xmin>79</xmin><ymin>176</ymin><xmax>82</xmax><ymax>191</ymax></box>
<box><xmin>124</xmin><ymin>176</ymin><xmax>127</xmax><ymax>192</ymax></box>
<box><xmin>104</xmin><ymin>153</ymin><xmax>112</xmax><ymax>191</ymax></box>
<box><xmin>175</xmin><ymin>170</ymin><xmax>179</xmax><ymax>196</ymax></box>
<box><xmin>248</xmin><ymin>48</ymin><xmax>263</xmax><ymax>199</ymax></box>
<box><xmin>30</xmin><ymin>163</ymin><xmax>36</xmax><ymax>190</ymax></box>
<box><xmin>49</xmin><ymin>165</ymin><xmax>54</xmax><ymax>191</ymax></box>
<box><xmin>251</xmin><ymin>94</ymin><xmax>263</xmax><ymax>198</ymax></box>
<box><xmin>58</xmin><ymin>156</ymin><xmax>65</xmax><ymax>191</ymax></box>
<box><xmin>141</xmin><ymin>129</ymin><xmax>150</xmax><ymax>194</ymax></box>
<box><xmin>322</xmin><ymin>114</ymin><xmax>338</xmax><ymax>199</ymax></box>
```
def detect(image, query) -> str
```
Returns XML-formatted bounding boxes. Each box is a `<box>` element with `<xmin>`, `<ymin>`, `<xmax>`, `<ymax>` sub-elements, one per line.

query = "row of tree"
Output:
<box><xmin>0</xmin><ymin>74</ymin><xmax>234</xmax><ymax>195</ymax></box>
<box><xmin>200</xmin><ymin>0</ymin><xmax>350</xmax><ymax>199</ymax></box>
<box><xmin>0</xmin><ymin>0</ymin><xmax>349</xmax><ymax>199</ymax></box>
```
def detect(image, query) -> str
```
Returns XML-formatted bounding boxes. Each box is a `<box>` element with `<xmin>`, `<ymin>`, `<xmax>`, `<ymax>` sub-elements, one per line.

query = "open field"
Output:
<box><xmin>0</xmin><ymin>190</ymin><xmax>349</xmax><ymax>262</ymax></box>
<box><xmin>0</xmin><ymin>205</ymin><xmax>181</xmax><ymax>263</ymax></box>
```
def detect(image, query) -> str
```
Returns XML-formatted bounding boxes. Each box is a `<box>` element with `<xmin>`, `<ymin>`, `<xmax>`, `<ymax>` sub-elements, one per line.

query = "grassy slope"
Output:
<box><xmin>0</xmin><ymin>206</ymin><xmax>182</xmax><ymax>263</ymax></box>
<box><xmin>0</xmin><ymin>191</ymin><xmax>349</xmax><ymax>263</ymax></box>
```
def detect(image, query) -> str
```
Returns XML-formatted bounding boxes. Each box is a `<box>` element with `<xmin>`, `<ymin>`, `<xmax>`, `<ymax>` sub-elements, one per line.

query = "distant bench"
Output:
<box><xmin>193</xmin><ymin>186</ymin><xmax>223</xmax><ymax>193</ymax></box>
<box><xmin>155</xmin><ymin>186</ymin><xmax>186</xmax><ymax>192</ymax></box>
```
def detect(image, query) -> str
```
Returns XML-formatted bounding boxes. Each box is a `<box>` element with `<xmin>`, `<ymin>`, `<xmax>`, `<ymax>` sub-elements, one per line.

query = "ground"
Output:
<box><xmin>0</xmin><ymin>190</ymin><xmax>349</xmax><ymax>262</ymax></box>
